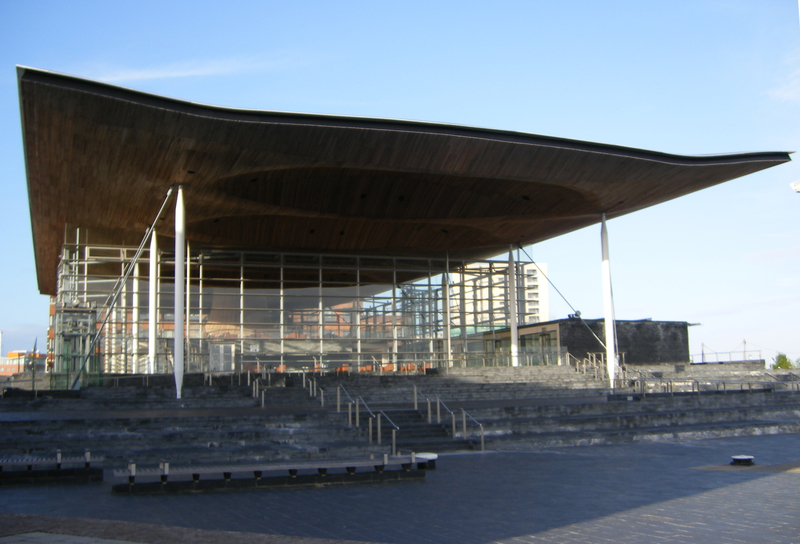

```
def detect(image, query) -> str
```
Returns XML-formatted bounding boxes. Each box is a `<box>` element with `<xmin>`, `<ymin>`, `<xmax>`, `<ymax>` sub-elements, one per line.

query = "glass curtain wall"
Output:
<box><xmin>52</xmin><ymin>241</ymin><xmax>547</xmax><ymax>374</ymax></box>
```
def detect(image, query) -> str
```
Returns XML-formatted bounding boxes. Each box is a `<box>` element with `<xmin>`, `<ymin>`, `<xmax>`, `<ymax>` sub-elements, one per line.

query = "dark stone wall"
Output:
<box><xmin>555</xmin><ymin>319</ymin><xmax>689</xmax><ymax>364</ymax></box>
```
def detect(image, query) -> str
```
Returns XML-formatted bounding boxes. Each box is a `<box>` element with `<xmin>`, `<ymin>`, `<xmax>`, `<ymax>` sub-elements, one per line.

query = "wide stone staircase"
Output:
<box><xmin>0</xmin><ymin>376</ymin><xmax>363</xmax><ymax>468</ymax></box>
<box><xmin>317</xmin><ymin>365</ymin><xmax>608</xmax><ymax>407</ymax></box>
<box><xmin>3</xmin><ymin>363</ymin><xmax>799</xmax><ymax>468</ymax></box>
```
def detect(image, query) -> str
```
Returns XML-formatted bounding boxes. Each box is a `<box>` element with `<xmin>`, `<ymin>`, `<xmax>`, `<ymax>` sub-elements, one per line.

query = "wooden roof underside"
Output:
<box><xmin>18</xmin><ymin>67</ymin><xmax>791</xmax><ymax>295</ymax></box>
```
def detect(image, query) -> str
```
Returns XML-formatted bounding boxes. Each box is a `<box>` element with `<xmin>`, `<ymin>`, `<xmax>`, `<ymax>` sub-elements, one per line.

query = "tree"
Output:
<box><xmin>772</xmin><ymin>353</ymin><xmax>795</xmax><ymax>370</ymax></box>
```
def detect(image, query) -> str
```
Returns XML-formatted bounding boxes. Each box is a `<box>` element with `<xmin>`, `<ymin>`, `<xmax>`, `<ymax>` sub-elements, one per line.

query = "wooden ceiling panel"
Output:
<box><xmin>17</xmin><ymin>67</ymin><xmax>791</xmax><ymax>294</ymax></box>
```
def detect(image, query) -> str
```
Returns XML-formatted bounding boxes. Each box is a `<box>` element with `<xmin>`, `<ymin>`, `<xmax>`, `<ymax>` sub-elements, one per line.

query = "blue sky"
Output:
<box><xmin>1</xmin><ymin>1</ymin><xmax>798</xmax><ymax>363</ymax></box>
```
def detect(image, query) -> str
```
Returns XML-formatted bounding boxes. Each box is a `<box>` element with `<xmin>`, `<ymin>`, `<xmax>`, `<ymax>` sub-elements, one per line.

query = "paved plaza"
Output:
<box><xmin>1</xmin><ymin>433</ymin><xmax>799</xmax><ymax>543</ymax></box>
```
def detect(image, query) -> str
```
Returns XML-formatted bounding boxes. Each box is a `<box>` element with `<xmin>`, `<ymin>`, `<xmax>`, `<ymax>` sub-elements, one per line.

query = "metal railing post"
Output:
<box><xmin>427</xmin><ymin>398</ymin><xmax>431</xmax><ymax>423</ymax></box>
<box><xmin>348</xmin><ymin>402</ymin><xmax>352</xmax><ymax>426</ymax></box>
<box><xmin>392</xmin><ymin>429</ymin><xmax>396</xmax><ymax>456</ymax></box>
<box><xmin>452</xmin><ymin>412</ymin><xmax>456</xmax><ymax>438</ymax></box>
<box><xmin>462</xmin><ymin>410</ymin><xmax>467</xmax><ymax>440</ymax></box>
<box><xmin>337</xmin><ymin>387</ymin><xmax>341</xmax><ymax>412</ymax></box>
<box><xmin>320</xmin><ymin>389</ymin><xmax>324</xmax><ymax>407</ymax></box>
<box><xmin>413</xmin><ymin>385</ymin><xmax>418</xmax><ymax>410</ymax></box>
<box><xmin>356</xmin><ymin>398</ymin><xmax>360</xmax><ymax>427</ymax></box>
<box><xmin>480</xmin><ymin>425</ymin><xmax>485</xmax><ymax>452</ymax></box>
<box><xmin>377</xmin><ymin>412</ymin><xmax>382</xmax><ymax>444</ymax></box>
<box><xmin>436</xmin><ymin>396</ymin><xmax>441</xmax><ymax>424</ymax></box>
<box><xmin>369</xmin><ymin>417</ymin><xmax>373</xmax><ymax>443</ymax></box>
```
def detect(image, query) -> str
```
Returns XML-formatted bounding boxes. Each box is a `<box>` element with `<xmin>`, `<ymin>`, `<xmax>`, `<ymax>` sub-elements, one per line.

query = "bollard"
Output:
<box><xmin>413</xmin><ymin>385</ymin><xmax>418</xmax><ymax>410</ymax></box>
<box><xmin>261</xmin><ymin>389</ymin><xmax>265</xmax><ymax>408</ymax></box>
<box><xmin>348</xmin><ymin>402</ymin><xmax>352</xmax><ymax>426</ymax></box>
<box><xmin>161</xmin><ymin>462</ymin><xmax>169</xmax><ymax>484</ymax></box>
<box><xmin>427</xmin><ymin>398</ymin><xmax>431</xmax><ymax>423</ymax></box>
<box><xmin>377</xmin><ymin>413</ymin><xmax>382</xmax><ymax>444</ymax></box>
<box><xmin>56</xmin><ymin>449</ymin><xmax>62</xmax><ymax>470</ymax></box>
<box><xmin>303</xmin><ymin>373</ymin><xmax>306</xmax><ymax>388</ymax></box>
<box><xmin>128</xmin><ymin>462</ymin><xmax>136</xmax><ymax>485</ymax></box>
<box><xmin>436</xmin><ymin>397</ymin><xmax>441</xmax><ymax>424</ymax></box>
<box><xmin>320</xmin><ymin>389</ymin><xmax>324</xmax><ymax>407</ymax></box>
<box><xmin>247</xmin><ymin>371</ymin><xmax>250</xmax><ymax>386</ymax></box>
<box><xmin>462</xmin><ymin>411</ymin><xmax>467</xmax><ymax>440</ymax></box>
<box><xmin>356</xmin><ymin>399</ymin><xmax>360</xmax><ymax>427</ymax></box>
<box><xmin>337</xmin><ymin>387</ymin><xmax>341</xmax><ymax>412</ymax></box>
<box><xmin>411</xmin><ymin>452</ymin><xmax>416</xmax><ymax>464</ymax></box>
<box><xmin>383</xmin><ymin>453</ymin><xmax>388</xmax><ymax>465</ymax></box>
<box><xmin>451</xmin><ymin>412</ymin><xmax>456</xmax><ymax>438</ymax></box>
<box><xmin>392</xmin><ymin>429</ymin><xmax>396</xmax><ymax>456</ymax></box>
<box><xmin>480</xmin><ymin>425</ymin><xmax>485</xmax><ymax>452</ymax></box>
<box><xmin>85</xmin><ymin>449</ymin><xmax>91</xmax><ymax>468</ymax></box>
<box><xmin>369</xmin><ymin>417</ymin><xmax>373</xmax><ymax>443</ymax></box>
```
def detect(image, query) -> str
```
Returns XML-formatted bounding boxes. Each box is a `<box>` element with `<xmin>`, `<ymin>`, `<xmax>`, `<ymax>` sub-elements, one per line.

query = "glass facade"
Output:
<box><xmin>50</xmin><ymin>238</ymin><xmax>553</xmax><ymax>376</ymax></box>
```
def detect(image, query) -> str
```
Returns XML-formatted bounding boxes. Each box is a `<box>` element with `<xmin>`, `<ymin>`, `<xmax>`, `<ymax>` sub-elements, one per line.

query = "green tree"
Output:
<box><xmin>772</xmin><ymin>353</ymin><xmax>794</xmax><ymax>370</ymax></box>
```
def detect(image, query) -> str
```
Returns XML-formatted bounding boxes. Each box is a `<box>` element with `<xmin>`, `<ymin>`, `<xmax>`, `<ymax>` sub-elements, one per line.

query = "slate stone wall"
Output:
<box><xmin>555</xmin><ymin>318</ymin><xmax>689</xmax><ymax>364</ymax></box>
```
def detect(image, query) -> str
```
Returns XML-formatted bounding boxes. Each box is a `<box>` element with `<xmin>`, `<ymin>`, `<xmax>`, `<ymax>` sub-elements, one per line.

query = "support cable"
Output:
<box><xmin>70</xmin><ymin>187</ymin><xmax>175</xmax><ymax>390</ymax></box>
<box><xmin>517</xmin><ymin>244</ymin><xmax>607</xmax><ymax>351</ymax></box>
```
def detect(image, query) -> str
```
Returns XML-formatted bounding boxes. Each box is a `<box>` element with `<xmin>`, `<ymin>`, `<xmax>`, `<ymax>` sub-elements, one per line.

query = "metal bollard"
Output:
<box><xmin>261</xmin><ymin>390</ymin><xmax>265</xmax><ymax>408</ymax></box>
<box><xmin>128</xmin><ymin>462</ymin><xmax>136</xmax><ymax>485</ymax></box>
<box><xmin>161</xmin><ymin>461</ymin><xmax>169</xmax><ymax>483</ymax></box>
<box><xmin>480</xmin><ymin>425</ymin><xmax>485</xmax><ymax>452</ymax></box>
<box><xmin>462</xmin><ymin>411</ymin><xmax>467</xmax><ymax>440</ymax></box>
<box><xmin>392</xmin><ymin>429</ymin><xmax>396</xmax><ymax>456</ymax></box>
<box><xmin>369</xmin><ymin>417</ymin><xmax>373</xmax><ymax>443</ymax></box>
<box><xmin>452</xmin><ymin>412</ymin><xmax>456</xmax><ymax>438</ymax></box>
<box><xmin>247</xmin><ymin>371</ymin><xmax>250</xmax><ymax>386</ymax></box>
<box><xmin>377</xmin><ymin>413</ymin><xmax>382</xmax><ymax>444</ymax></box>
<box><xmin>436</xmin><ymin>397</ymin><xmax>441</xmax><ymax>424</ymax></box>
<box><xmin>413</xmin><ymin>385</ymin><xmax>418</xmax><ymax>410</ymax></box>
<box><xmin>348</xmin><ymin>402</ymin><xmax>352</xmax><ymax>426</ymax></box>
<box><xmin>85</xmin><ymin>449</ymin><xmax>91</xmax><ymax>468</ymax></box>
<box><xmin>355</xmin><ymin>399</ymin><xmax>360</xmax><ymax>427</ymax></box>
<box><xmin>56</xmin><ymin>449</ymin><xmax>62</xmax><ymax>470</ymax></box>
<box><xmin>427</xmin><ymin>398</ymin><xmax>431</xmax><ymax>423</ymax></box>
<box><xmin>337</xmin><ymin>387</ymin><xmax>341</xmax><ymax>412</ymax></box>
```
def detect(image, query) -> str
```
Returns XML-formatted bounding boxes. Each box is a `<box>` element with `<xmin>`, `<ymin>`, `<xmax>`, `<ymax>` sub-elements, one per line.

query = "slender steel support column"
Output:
<box><xmin>601</xmin><ymin>214</ymin><xmax>617</xmax><ymax>387</ymax></box>
<box><xmin>444</xmin><ymin>256</ymin><xmax>452</xmax><ymax>367</ymax></box>
<box><xmin>186</xmin><ymin>241</ymin><xmax>191</xmax><ymax>353</ymax></box>
<box><xmin>174</xmin><ymin>186</ymin><xmax>185</xmax><ymax>399</ymax></box>
<box><xmin>508</xmin><ymin>250</ymin><xmax>519</xmax><ymax>367</ymax></box>
<box><xmin>148</xmin><ymin>231</ymin><xmax>157</xmax><ymax>374</ymax></box>
<box><xmin>132</xmin><ymin>263</ymin><xmax>139</xmax><ymax>374</ymax></box>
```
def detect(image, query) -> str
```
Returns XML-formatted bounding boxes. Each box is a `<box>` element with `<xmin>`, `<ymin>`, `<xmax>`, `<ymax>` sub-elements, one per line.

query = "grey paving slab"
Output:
<box><xmin>1</xmin><ymin>433</ymin><xmax>800</xmax><ymax>543</ymax></box>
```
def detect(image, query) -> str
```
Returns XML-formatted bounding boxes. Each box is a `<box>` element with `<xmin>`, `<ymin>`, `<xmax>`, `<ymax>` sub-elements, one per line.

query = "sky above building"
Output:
<box><xmin>1</xmin><ymin>1</ymin><xmax>798</xmax><ymax>363</ymax></box>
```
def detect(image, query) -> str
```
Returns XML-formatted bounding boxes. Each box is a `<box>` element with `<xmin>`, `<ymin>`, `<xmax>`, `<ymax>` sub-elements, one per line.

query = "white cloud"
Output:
<box><xmin>86</xmin><ymin>55</ymin><xmax>302</xmax><ymax>83</ymax></box>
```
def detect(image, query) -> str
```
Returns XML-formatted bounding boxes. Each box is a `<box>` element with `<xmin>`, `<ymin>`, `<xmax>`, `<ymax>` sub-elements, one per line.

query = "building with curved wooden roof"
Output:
<box><xmin>16</xmin><ymin>66</ymin><xmax>791</xmax><ymax>379</ymax></box>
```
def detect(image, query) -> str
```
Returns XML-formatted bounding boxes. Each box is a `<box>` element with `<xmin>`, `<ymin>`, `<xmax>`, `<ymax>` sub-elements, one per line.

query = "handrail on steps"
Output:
<box><xmin>356</xmin><ymin>396</ymin><xmax>398</xmax><ymax>455</ymax></box>
<box><xmin>413</xmin><ymin>385</ymin><xmax>484</xmax><ymax>451</ymax></box>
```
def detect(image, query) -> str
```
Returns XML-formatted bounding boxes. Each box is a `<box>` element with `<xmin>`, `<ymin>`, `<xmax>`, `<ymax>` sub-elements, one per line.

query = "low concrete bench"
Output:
<box><xmin>111</xmin><ymin>453</ymin><xmax>438</xmax><ymax>494</ymax></box>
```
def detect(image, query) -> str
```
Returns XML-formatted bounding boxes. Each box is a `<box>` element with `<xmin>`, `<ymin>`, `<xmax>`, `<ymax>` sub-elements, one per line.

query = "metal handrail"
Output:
<box><xmin>358</xmin><ymin>396</ymin><xmax>376</xmax><ymax>419</ymax></box>
<box><xmin>460</xmin><ymin>408</ymin><xmax>485</xmax><ymax>452</ymax></box>
<box><xmin>354</xmin><ymin>396</ymin><xmax>399</xmax><ymax>455</ymax></box>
